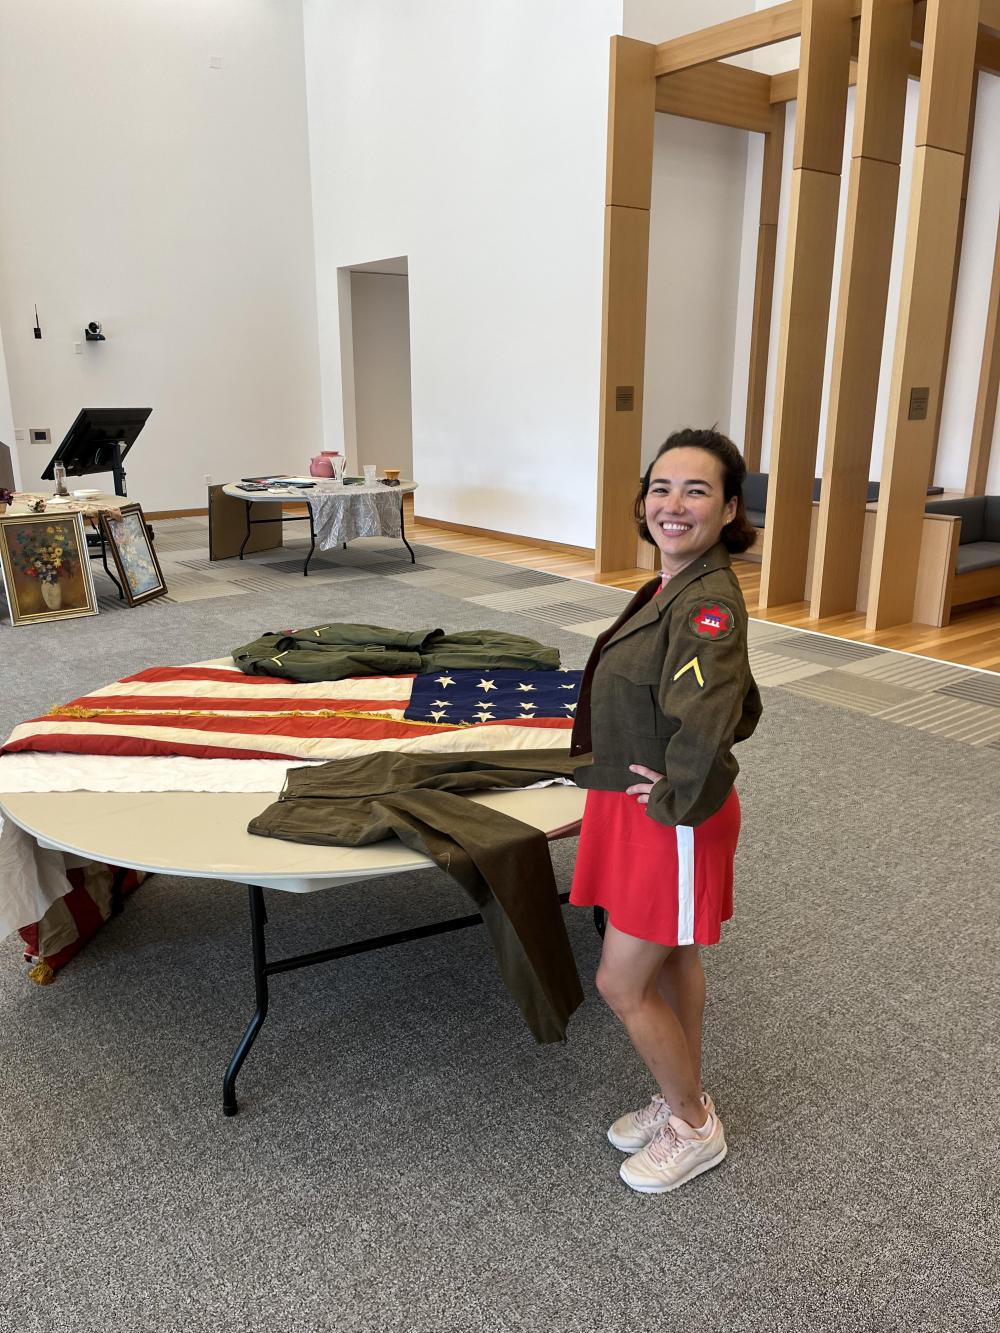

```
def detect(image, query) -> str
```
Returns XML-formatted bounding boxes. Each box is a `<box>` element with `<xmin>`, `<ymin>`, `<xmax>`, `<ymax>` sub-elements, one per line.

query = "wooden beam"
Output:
<box><xmin>744</xmin><ymin>104</ymin><xmax>786</xmax><ymax>470</ymax></box>
<box><xmin>929</xmin><ymin>87</ymin><xmax>978</xmax><ymax>482</ymax></box>
<box><xmin>794</xmin><ymin>0</ymin><xmax>859</xmax><ymax>172</ymax></box>
<box><xmin>916</xmin><ymin>0</ymin><xmax>979</xmax><ymax>150</ymax></box>
<box><xmin>596</xmin><ymin>38</ymin><xmax>656</xmax><ymax>575</ymax></box>
<box><xmin>607</xmin><ymin>37</ymin><xmax>656</xmax><ymax>208</ymax></box>
<box><xmin>654</xmin><ymin>61</ymin><xmax>774</xmax><ymax>133</ymax></box>
<box><xmin>866</xmin><ymin>0</ymin><xmax>980</xmax><ymax>629</ymax></box>
<box><xmin>851</xmin><ymin>0</ymin><xmax>911</xmax><ymax>161</ymax></box>
<box><xmin>771</xmin><ymin>28</ymin><xmax>997</xmax><ymax>102</ymax></box>
<box><xmin>769</xmin><ymin>68</ymin><xmax>800</xmax><ymax>104</ymax></box>
<box><xmin>976</xmin><ymin>28</ymin><xmax>1000</xmax><ymax>74</ymax></box>
<box><xmin>810</xmin><ymin>0</ymin><xmax>912</xmax><ymax>620</ymax></box>
<box><xmin>759</xmin><ymin>0</ymin><xmax>853</xmax><ymax>609</ymax></box>
<box><xmin>966</xmin><ymin>210</ymin><xmax>1000</xmax><ymax>495</ymax></box>
<box><xmin>654</xmin><ymin>2</ymin><xmax>805</xmax><ymax>77</ymax></box>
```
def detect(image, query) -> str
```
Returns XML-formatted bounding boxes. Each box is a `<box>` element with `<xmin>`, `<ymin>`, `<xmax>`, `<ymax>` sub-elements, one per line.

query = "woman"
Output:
<box><xmin>569</xmin><ymin>427</ymin><xmax>762</xmax><ymax>1194</ymax></box>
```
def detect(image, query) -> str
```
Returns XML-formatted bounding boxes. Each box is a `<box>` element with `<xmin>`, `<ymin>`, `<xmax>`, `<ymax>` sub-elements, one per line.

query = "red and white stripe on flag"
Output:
<box><xmin>2</xmin><ymin>666</ymin><xmax>574</xmax><ymax>762</ymax></box>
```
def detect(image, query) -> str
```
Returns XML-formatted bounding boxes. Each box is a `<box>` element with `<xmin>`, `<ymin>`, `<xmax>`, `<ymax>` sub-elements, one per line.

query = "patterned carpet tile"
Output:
<box><xmin>467</xmin><ymin>585</ymin><xmax>631</xmax><ymax>615</ymax></box>
<box><xmin>781</xmin><ymin>669</ymin><xmax>924</xmax><ymax>715</ymax></box>
<box><xmin>747</xmin><ymin>619</ymin><xmax>808</xmax><ymax>645</ymax></box>
<box><xmin>839</xmin><ymin>653</ymin><xmax>969</xmax><ymax>691</ymax></box>
<box><xmin>746</xmin><ymin>650</ymin><xmax>832</xmax><ymax>688</ymax></box>
<box><xmin>486</xmin><ymin>600</ymin><xmax>627</xmax><ymax>629</ymax></box>
<box><xmin>873</xmin><ymin>695</ymin><xmax>1000</xmax><ymax>746</ymax></box>
<box><xmin>164</xmin><ymin>580</ymin><xmax>252</xmax><ymax>604</ymax></box>
<box><xmin>562</xmin><ymin>617</ymin><xmax>619</xmax><ymax>638</ymax></box>
<box><xmin>761</xmin><ymin>633</ymin><xmax>886</xmax><ymax>666</ymax></box>
<box><xmin>385</xmin><ymin>569</ymin><xmax>503</xmax><ymax>597</ymax></box>
<box><xmin>934</xmin><ymin>674</ymin><xmax>1000</xmax><ymax>708</ymax></box>
<box><xmin>486</xmin><ymin>568</ymin><xmax>569</xmax><ymax>589</ymax></box>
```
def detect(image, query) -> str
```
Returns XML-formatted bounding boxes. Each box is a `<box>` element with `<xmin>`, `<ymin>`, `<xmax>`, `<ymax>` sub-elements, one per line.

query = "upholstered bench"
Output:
<box><xmin>743</xmin><ymin>472</ymin><xmax>882</xmax><ymax>531</ymax></box>
<box><xmin>923</xmin><ymin>496</ymin><xmax>1000</xmax><ymax>614</ymax></box>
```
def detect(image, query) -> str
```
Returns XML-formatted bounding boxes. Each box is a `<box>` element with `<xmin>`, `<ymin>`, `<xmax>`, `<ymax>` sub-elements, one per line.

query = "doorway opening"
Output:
<box><xmin>338</xmin><ymin>256</ymin><xmax>413</xmax><ymax>481</ymax></box>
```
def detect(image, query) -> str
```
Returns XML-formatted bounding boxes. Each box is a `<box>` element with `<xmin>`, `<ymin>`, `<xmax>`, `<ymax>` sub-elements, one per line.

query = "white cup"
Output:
<box><xmin>363</xmin><ymin>464</ymin><xmax>377</xmax><ymax>485</ymax></box>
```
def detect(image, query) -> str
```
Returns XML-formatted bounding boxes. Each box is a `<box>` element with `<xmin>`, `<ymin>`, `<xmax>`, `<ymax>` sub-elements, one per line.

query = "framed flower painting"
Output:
<box><xmin>99</xmin><ymin>503</ymin><xmax>167</xmax><ymax>606</ymax></box>
<box><xmin>0</xmin><ymin>511</ymin><xmax>99</xmax><ymax>625</ymax></box>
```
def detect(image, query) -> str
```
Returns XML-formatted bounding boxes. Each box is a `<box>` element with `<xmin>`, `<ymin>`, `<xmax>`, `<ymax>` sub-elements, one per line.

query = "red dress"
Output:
<box><xmin>568</xmin><ymin>785</ymin><xmax>740</xmax><ymax>947</ymax></box>
<box><xmin>569</xmin><ymin>577</ymin><xmax>741</xmax><ymax>947</ymax></box>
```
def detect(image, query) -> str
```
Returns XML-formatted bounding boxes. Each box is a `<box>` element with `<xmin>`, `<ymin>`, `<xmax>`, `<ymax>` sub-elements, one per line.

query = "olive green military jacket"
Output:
<box><xmin>570</xmin><ymin>543</ymin><xmax>762</xmax><ymax>827</ymax></box>
<box><xmin>231</xmin><ymin>623</ymin><xmax>561</xmax><ymax>682</ymax></box>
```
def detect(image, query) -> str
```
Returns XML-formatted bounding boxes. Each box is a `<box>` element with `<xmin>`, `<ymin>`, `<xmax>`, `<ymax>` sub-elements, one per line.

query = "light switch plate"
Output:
<box><xmin>29</xmin><ymin>427</ymin><xmax>51</xmax><ymax>444</ymax></box>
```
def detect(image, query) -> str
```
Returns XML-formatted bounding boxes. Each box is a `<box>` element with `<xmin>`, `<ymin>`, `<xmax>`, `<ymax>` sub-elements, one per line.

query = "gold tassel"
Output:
<box><xmin>27</xmin><ymin>961</ymin><xmax>56</xmax><ymax>986</ymax></box>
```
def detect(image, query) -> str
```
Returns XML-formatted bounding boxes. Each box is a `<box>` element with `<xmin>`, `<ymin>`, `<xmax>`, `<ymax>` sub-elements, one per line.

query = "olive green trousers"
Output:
<box><xmin>248</xmin><ymin>750</ymin><xmax>587</xmax><ymax>1043</ymax></box>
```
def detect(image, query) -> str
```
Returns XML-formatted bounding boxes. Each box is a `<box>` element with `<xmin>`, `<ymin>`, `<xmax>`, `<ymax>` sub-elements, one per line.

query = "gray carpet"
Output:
<box><xmin>1</xmin><ymin>527</ymin><xmax>998</xmax><ymax>1333</ymax></box>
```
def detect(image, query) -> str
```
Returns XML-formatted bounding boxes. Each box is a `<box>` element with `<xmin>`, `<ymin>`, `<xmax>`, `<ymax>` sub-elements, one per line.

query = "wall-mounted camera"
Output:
<box><xmin>84</xmin><ymin>321</ymin><xmax>106</xmax><ymax>341</ymax></box>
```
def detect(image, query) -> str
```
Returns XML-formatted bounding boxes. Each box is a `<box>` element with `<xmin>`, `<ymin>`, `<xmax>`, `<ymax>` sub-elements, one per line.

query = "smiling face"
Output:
<box><xmin>643</xmin><ymin>446</ymin><xmax>737</xmax><ymax>576</ymax></box>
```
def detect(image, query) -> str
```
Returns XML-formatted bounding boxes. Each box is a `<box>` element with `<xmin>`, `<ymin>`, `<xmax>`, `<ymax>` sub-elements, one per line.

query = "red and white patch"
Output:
<box><xmin>688</xmin><ymin>602</ymin><xmax>735</xmax><ymax>640</ymax></box>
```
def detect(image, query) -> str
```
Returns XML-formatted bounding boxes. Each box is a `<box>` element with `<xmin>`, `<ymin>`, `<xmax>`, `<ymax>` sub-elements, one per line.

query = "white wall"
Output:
<box><xmin>303</xmin><ymin>0</ymin><xmax>622</xmax><ymax>548</ymax></box>
<box><xmin>0</xmin><ymin>0</ymin><xmax>321</xmax><ymax>509</ymax></box>
<box><xmin>350</xmin><ymin>272</ymin><xmax>413</xmax><ymax>476</ymax></box>
<box><xmin>642</xmin><ymin>115</ymin><xmax>749</xmax><ymax>462</ymax></box>
<box><xmin>626</xmin><ymin>3</ymin><xmax>757</xmax><ymax>462</ymax></box>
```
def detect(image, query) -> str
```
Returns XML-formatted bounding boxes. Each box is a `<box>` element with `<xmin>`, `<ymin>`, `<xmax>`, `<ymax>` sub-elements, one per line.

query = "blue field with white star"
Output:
<box><xmin>404</xmin><ymin>669</ymin><xmax>583</xmax><ymax>726</ymax></box>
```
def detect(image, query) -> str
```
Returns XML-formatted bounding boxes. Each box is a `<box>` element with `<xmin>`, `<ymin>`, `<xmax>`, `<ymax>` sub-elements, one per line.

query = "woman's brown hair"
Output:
<box><xmin>634</xmin><ymin>427</ymin><xmax>757</xmax><ymax>555</ymax></box>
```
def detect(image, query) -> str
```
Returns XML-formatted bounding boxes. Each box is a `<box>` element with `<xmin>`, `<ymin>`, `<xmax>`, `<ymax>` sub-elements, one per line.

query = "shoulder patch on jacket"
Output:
<box><xmin>688</xmin><ymin>601</ymin><xmax>736</xmax><ymax>641</ymax></box>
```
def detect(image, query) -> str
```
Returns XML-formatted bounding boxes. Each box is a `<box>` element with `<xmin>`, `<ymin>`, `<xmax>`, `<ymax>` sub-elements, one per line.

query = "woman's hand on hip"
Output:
<box><xmin>626</xmin><ymin>763</ymin><xmax>665</xmax><ymax>805</ymax></box>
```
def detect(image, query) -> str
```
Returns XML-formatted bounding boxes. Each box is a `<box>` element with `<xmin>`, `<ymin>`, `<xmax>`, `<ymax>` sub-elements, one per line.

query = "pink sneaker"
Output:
<box><xmin>607</xmin><ymin>1091</ymin><xmax>716</xmax><ymax>1152</ymax></box>
<box><xmin>619</xmin><ymin>1113</ymin><xmax>727</xmax><ymax>1193</ymax></box>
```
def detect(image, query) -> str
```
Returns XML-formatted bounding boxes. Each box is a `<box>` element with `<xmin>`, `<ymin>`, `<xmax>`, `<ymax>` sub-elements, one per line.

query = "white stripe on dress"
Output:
<box><xmin>676</xmin><ymin>824</ymin><xmax>695</xmax><ymax>946</ymax></box>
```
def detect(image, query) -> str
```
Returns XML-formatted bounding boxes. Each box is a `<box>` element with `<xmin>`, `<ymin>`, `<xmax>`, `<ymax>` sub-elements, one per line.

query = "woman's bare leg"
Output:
<box><xmin>657</xmin><ymin>945</ymin><xmax>705</xmax><ymax>1093</ymax></box>
<box><xmin>596</xmin><ymin>923</ymin><xmax>707</xmax><ymax>1129</ymax></box>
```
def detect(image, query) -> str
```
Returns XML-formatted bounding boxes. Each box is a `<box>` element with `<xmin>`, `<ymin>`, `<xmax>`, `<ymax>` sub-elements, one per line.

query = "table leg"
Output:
<box><xmin>223</xmin><ymin>884</ymin><xmax>269</xmax><ymax>1116</ymax></box>
<box><xmin>399</xmin><ymin>495</ymin><xmax>416</xmax><ymax>564</ymax></box>
<box><xmin>238</xmin><ymin>501</ymin><xmax>252</xmax><ymax>560</ymax></box>
<box><xmin>303</xmin><ymin>506</ymin><xmax>317</xmax><ymax>576</ymax></box>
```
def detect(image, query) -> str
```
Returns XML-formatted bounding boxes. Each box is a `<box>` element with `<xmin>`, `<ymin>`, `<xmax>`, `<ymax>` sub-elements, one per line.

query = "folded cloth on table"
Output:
<box><xmin>231</xmin><ymin>623</ymin><xmax>561</xmax><ymax>682</ymax></box>
<box><xmin>248</xmin><ymin>749</ymin><xmax>587</xmax><ymax>1044</ymax></box>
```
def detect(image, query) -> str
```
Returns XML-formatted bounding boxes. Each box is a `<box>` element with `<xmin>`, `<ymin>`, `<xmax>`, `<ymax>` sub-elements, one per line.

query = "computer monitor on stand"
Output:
<box><xmin>42</xmin><ymin>407</ymin><xmax>152</xmax><ymax>497</ymax></box>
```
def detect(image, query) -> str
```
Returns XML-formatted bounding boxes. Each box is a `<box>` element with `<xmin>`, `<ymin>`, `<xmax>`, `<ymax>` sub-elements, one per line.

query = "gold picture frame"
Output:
<box><xmin>0</xmin><ymin>511</ymin><xmax>99</xmax><ymax>625</ymax></box>
<box><xmin>98</xmin><ymin>503</ymin><xmax>167</xmax><ymax>606</ymax></box>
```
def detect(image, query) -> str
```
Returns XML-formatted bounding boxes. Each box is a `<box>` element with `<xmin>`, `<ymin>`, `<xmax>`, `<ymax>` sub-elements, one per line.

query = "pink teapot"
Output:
<box><xmin>309</xmin><ymin>450</ymin><xmax>345</xmax><ymax>480</ymax></box>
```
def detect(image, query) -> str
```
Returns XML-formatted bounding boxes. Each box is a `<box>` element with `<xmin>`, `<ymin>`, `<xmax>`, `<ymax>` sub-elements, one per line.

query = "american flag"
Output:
<box><xmin>2</xmin><ymin>665</ymin><xmax>581</xmax><ymax>763</ymax></box>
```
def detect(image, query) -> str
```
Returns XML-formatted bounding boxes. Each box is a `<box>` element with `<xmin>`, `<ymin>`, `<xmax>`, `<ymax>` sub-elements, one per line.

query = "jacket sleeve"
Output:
<box><xmin>645</xmin><ymin>595</ymin><xmax>750</xmax><ymax>828</ymax></box>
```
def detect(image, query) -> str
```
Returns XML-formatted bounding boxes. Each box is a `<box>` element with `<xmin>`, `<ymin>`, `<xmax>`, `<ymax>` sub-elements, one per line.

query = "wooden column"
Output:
<box><xmin>744</xmin><ymin>103</ymin><xmax>786</xmax><ymax>471</ymax></box>
<box><xmin>810</xmin><ymin>0</ymin><xmax>911</xmax><ymax>618</ymax></box>
<box><xmin>596</xmin><ymin>37</ymin><xmax>656</xmax><ymax>574</ymax></box>
<box><xmin>928</xmin><ymin>90</ymin><xmax>978</xmax><ymax>483</ymax></box>
<box><xmin>966</xmin><ymin>209</ymin><xmax>1000</xmax><ymax>495</ymax></box>
<box><xmin>866</xmin><ymin>0</ymin><xmax>980</xmax><ymax>629</ymax></box>
<box><xmin>759</xmin><ymin>0</ymin><xmax>853</xmax><ymax>608</ymax></box>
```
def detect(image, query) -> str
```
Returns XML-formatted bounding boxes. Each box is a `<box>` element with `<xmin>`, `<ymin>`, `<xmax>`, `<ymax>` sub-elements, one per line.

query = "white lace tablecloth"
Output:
<box><xmin>308</xmin><ymin>485</ymin><xmax>411</xmax><ymax>550</ymax></box>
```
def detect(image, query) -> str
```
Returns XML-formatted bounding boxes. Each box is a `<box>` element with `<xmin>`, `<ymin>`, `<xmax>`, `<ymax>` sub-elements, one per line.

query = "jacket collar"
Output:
<box><xmin>604</xmin><ymin>543</ymin><xmax>732</xmax><ymax>649</ymax></box>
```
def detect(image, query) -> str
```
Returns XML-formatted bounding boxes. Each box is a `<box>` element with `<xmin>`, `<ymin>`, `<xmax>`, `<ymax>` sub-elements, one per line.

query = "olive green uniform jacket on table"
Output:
<box><xmin>232</xmin><ymin>623</ymin><xmax>560</xmax><ymax>683</ymax></box>
<box><xmin>571</xmin><ymin>542</ymin><xmax>763</xmax><ymax>827</ymax></box>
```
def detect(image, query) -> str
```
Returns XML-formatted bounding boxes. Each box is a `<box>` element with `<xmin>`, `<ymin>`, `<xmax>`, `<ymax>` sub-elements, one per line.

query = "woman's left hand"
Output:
<box><xmin>626</xmin><ymin>763</ymin><xmax>666</xmax><ymax>805</ymax></box>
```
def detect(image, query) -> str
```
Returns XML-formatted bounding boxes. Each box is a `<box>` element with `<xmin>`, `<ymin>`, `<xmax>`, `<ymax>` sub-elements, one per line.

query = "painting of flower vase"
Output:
<box><xmin>0</xmin><ymin>511</ymin><xmax>98</xmax><ymax>625</ymax></box>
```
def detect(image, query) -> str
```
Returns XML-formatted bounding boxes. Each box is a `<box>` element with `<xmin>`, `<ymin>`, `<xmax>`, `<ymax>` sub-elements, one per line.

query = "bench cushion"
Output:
<box><xmin>985</xmin><ymin>497</ymin><xmax>1000</xmax><ymax>543</ymax></box>
<box><xmin>924</xmin><ymin>496</ymin><xmax>986</xmax><ymax>544</ymax></box>
<box><xmin>743</xmin><ymin>472</ymin><xmax>768</xmax><ymax>514</ymax></box>
<box><xmin>954</xmin><ymin>542</ymin><xmax>1000</xmax><ymax>575</ymax></box>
